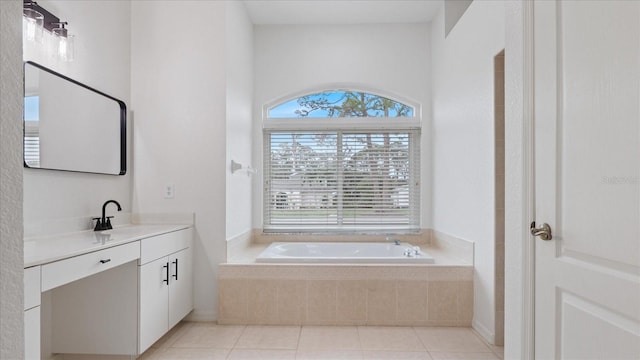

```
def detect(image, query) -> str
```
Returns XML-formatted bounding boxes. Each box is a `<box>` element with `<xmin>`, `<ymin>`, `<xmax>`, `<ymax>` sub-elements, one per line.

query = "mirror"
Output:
<box><xmin>23</xmin><ymin>61</ymin><xmax>126</xmax><ymax>175</ymax></box>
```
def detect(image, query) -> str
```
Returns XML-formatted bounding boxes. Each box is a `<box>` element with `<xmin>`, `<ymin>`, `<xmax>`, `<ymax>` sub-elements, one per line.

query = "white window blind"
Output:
<box><xmin>264</xmin><ymin>130</ymin><xmax>420</xmax><ymax>233</ymax></box>
<box><xmin>24</xmin><ymin>122</ymin><xmax>40</xmax><ymax>167</ymax></box>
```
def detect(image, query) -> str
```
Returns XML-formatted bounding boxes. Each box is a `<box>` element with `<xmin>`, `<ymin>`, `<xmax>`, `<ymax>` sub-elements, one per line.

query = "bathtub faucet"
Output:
<box><xmin>385</xmin><ymin>237</ymin><xmax>401</xmax><ymax>245</ymax></box>
<box><xmin>405</xmin><ymin>246</ymin><xmax>421</xmax><ymax>257</ymax></box>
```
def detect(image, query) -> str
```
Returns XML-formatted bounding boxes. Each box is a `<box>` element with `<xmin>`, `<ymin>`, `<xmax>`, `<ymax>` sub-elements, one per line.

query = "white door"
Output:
<box><xmin>139</xmin><ymin>256</ymin><xmax>170</xmax><ymax>353</ymax></box>
<box><xmin>168</xmin><ymin>247</ymin><xmax>193</xmax><ymax>328</ymax></box>
<box><xmin>533</xmin><ymin>1</ymin><xmax>640</xmax><ymax>359</ymax></box>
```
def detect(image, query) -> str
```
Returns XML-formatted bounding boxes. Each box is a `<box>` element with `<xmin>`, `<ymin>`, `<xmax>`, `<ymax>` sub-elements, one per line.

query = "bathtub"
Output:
<box><xmin>255</xmin><ymin>242</ymin><xmax>435</xmax><ymax>264</ymax></box>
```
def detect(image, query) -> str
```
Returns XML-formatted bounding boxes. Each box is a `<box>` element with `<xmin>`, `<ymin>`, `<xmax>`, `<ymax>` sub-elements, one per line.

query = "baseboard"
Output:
<box><xmin>472</xmin><ymin>318</ymin><xmax>495</xmax><ymax>345</ymax></box>
<box><xmin>184</xmin><ymin>310</ymin><xmax>217</xmax><ymax>322</ymax></box>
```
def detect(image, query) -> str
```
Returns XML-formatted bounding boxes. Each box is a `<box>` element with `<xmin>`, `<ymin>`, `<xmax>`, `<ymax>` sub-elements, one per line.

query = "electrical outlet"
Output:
<box><xmin>164</xmin><ymin>184</ymin><xmax>174</xmax><ymax>199</ymax></box>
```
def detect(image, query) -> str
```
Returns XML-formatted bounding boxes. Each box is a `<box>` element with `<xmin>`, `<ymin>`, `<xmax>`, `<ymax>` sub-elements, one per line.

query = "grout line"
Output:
<box><xmin>168</xmin><ymin>321</ymin><xmax>193</xmax><ymax>348</ymax></box>
<box><xmin>295</xmin><ymin>325</ymin><xmax>303</xmax><ymax>353</ymax></box>
<box><xmin>411</xmin><ymin>326</ymin><xmax>428</xmax><ymax>352</ymax></box>
<box><xmin>229</xmin><ymin>324</ymin><xmax>247</xmax><ymax>350</ymax></box>
<box><xmin>304</xmin><ymin>281</ymin><xmax>309</xmax><ymax>326</ymax></box>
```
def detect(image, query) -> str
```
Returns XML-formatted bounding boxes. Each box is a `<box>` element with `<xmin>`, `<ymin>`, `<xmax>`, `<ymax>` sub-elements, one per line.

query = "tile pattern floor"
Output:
<box><xmin>139</xmin><ymin>322</ymin><xmax>504</xmax><ymax>360</ymax></box>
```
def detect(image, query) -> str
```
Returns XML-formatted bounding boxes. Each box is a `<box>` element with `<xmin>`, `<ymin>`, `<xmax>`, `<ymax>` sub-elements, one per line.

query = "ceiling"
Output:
<box><xmin>242</xmin><ymin>0</ymin><xmax>443</xmax><ymax>25</ymax></box>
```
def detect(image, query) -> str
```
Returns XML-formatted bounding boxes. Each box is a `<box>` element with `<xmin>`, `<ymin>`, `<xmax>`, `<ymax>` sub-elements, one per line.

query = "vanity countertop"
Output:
<box><xmin>24</xmin><ymin>224</ymin><xmax>192</xmax><ymax>268</ymax></box>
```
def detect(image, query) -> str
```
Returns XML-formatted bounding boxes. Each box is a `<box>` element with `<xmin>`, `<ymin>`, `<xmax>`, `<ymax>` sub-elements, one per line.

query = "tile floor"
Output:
<box><xmin>139</xmin><ymin>322</ymin><xmax>504</xmax><ymax>360</ymax></box>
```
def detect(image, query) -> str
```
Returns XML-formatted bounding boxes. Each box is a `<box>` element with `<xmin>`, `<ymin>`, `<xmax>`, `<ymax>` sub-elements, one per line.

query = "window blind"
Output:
<box><xmin>264</xmin><ymin>130</ymin><xmax>420</xmax><ymax>233</ymax></box>
<box><xmin>24</xmin><ymin>123</ymin><xmax>40</xmax><ymax>167</ymax></box>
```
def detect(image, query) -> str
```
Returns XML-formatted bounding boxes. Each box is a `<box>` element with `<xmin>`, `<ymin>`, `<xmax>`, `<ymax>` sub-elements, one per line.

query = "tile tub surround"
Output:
<box><xmin>430</xmin><ymin>230</ymin><xmax>474</xmax><ymax>265</ymax></box>
<box><xmin>217</xmin><ymin>264</ymin><xmax>473</xmax><ymax>326</ymax></box>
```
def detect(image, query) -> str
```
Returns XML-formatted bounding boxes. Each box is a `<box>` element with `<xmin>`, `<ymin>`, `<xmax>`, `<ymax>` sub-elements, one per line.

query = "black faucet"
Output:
<box><xmin>93</xmin><ymin>200</ymin><xmax>122</xmax><ymax>231</ymax></box>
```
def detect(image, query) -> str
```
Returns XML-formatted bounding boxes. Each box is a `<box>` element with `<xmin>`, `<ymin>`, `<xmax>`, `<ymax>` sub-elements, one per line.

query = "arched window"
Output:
<box><xmin>263</xmin><ymin>89</ymin><xmax>421</xmax><ymax>233</ymax></box>
<box><xmin>268</xmin><ymin>90</ymin><xmax>415</xmax><ymax>118</ymax></box>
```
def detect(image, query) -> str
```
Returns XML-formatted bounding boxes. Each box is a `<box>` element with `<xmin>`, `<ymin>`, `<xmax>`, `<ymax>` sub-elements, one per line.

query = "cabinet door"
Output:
<box><xmin>24</xmin><ymin>307</ymin><xmax>40</xmax><ymax>360</ymax></box>
<box><xmin>139</xmin><ymin>256</ymin><xmax>170</xmax><ymax>353</ymax></box>
<box><xmin>168</xmin><ymin>247</ymin><xmax>193</xmax><ymax>328</ymax></box>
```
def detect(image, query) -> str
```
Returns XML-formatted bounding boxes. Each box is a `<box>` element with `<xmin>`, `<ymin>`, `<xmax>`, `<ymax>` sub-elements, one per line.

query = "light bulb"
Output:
<box><xmin>59</xmin><ymin>35</ymin><xmax>74</xmax><ymax>62</ymax></box>
<box><xmin>23</xmin><ymin>9</ymin><xmax>44</xmax><ymax>44</ymax></box>
<box><xmin>52</xmin><ymin>25</ymin><xmax>74</xmax><ymax>62</ymax></box>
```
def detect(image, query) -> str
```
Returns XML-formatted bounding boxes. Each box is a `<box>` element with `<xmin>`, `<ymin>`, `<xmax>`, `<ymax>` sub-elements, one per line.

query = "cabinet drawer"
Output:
<box><xmin>24</xmin><ymin>266</ymin><xmax>41</xmax><ymax>310</ymax></box>
<box><xmin>140</xmin><ymin>228</ymin><xmax>192</xmax><ymax>265</ymax></box>
<box><xmin>41</xmin><ymin>241</ymin><xmax>140</xmax><ymax>292</ymax></box>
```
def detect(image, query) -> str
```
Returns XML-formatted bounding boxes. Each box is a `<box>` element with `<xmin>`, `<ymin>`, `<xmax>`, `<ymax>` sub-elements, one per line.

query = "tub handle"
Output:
<box><xmin>404</xmin><ymin>246</ymin><xmax>421</xmax><ymax>257</ymax></box>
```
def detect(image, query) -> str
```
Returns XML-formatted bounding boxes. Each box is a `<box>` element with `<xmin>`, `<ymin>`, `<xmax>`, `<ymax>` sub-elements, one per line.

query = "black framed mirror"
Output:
<box><xmin>23</xmin><ymin>61</ymin><xmax>127</xmax><ymax>175</ymax></box>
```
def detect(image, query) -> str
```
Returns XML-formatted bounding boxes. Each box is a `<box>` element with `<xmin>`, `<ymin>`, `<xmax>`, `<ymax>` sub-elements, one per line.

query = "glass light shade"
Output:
<box><xmin>23</xmin><ymin>9</ymin><xmax>44</xmax><ymax>44</ymax></box>
<box><xmin>51</xmin><ymin>27</ymin><xmax>74</xmax><ymax>62</ymax></box>
<box><xmin>57</xmin><ymin>34</ymin><xmax>74</xmax><ymax>62</ymax></box>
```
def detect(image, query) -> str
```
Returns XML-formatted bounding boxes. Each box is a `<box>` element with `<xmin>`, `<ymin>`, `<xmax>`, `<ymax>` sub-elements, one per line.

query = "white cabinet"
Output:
<box><xmin>139</xmin><ymin>256</ymin><xmax>170</xmax><ymax>351</ymax></box>
<box><xmin>24</xmin><ymin>224</ymin><xmax>193</xmax><ymax>358</ymax></box>
<box><xmin>169</xmin><ymin>248</ymin><xmax>193</xmax><ymax>328</ymax></box>
<box><xmin>138</xmin><ymin>229</ymin><xmax>193</xmax><ymax>353</ymax></box>
<box><xmin>24</xmin><ymin>266</ymin><xmax>41</xmax><ymax>360</ymax></box>
<box><xmin>24</xmin><ymin>307</ymin><xmax>40</xmax><ymax>360</ymax></box>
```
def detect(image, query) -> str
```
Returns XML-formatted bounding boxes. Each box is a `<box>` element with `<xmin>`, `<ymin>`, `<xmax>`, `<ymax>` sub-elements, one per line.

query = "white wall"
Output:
<box><xmin>430</xmin><ymin>1</ymin><xmax>505</xmax><ymax>342</ymax></box>
<box><xmin>0</xmin><ymin>1</ymin><xmax>25</xmax><ymax>357</ymax></box>
<box><xmin>226</xmin><ymin>1</ymin><xmax>254</xmax><ymax>240</ymax></box>
<box><xmin>22</xmin><ymin>0</ymin><xmax>131</xmax><ymax>235</ymax></box>
<box><xmin>252</xmin><ymin>23</ymin><xmax>431</xmax><ymax>229</ymax></box>
<box><xmin>132</xmin><ymin>0</ymin><xmax>253</xmax><ymax>321</ymax></box>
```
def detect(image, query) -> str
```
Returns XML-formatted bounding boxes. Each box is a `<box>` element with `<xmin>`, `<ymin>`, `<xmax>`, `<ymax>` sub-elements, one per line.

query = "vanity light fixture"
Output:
<box><xmin>23</xmin><ymin>1</ymin><xmax>75</xmax><ymax>62</ymax></box>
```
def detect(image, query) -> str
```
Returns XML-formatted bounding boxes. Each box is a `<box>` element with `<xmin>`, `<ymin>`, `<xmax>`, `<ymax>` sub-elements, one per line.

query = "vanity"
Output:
<box><xmin>20</xmin><ymin>60</ymin><xmax>193</xmax><ymax>358</ymax></box>
<box><xmin>23</xmin><ymin>224</ymin><xmax>194</xmax><ymax>358</ymax></box>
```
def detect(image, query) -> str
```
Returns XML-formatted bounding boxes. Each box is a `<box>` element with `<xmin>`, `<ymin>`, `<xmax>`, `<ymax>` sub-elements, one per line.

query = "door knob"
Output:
<box><xmin>530</xmin><ymin>222</ymin><xmax>553</xmax><ymax>240</ymax></box>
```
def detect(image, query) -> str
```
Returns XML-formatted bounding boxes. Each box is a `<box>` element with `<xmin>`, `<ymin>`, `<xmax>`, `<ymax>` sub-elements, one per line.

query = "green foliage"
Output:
<box><xmin>295</xmin><ymin>91</ymin><xmax>412</xmax><ymax>118</ymax></box>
